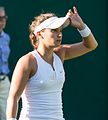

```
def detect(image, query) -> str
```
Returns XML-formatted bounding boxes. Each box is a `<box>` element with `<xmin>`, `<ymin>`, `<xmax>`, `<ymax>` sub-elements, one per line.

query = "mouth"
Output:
<box><xmin>56</xmin><ymin>39</ymin><xmax>61</xmax><ymax>42</ymax></box>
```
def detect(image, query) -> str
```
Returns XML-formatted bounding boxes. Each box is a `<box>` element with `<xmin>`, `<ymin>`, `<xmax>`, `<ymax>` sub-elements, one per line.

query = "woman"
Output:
<box><xmin>6</xmin><ymin>6</ymin><xmax>98</xmax><ymax>120</ymax></box>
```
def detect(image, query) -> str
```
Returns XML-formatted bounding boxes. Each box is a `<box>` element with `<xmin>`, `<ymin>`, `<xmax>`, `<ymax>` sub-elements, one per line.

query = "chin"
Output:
<box><xmin>51</xmin><ymin>43</ymin><xmax>61</xmax><ymax>48</ymax></box>
<box><xmin>55</xmin><ymin>44</ymin><xmax>61</xmax><ymax>47</ymax></box>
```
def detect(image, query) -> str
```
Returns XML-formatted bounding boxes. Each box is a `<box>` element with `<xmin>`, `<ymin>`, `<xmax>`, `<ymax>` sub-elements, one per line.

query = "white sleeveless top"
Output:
<box><xmin>19</xmin><ymin>50</ymin><xmax>65</xmax><ymax>120</ymax></box>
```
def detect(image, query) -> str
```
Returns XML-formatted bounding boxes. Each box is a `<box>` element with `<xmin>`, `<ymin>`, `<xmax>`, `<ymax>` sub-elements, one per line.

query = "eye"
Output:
<box><xmin>51</xmin><ymin>29</ymin><xmax>58</xmax><ymax>32</ymax></box>
<box><xmin>51</xmin><ymin>28</ymin><xmax>62</xmax><ymax>33</ymax></box>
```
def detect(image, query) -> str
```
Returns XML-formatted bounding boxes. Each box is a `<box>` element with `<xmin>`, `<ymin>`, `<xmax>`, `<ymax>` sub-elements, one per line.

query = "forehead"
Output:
<box><xmin>57</xmin><ymin>26</ymin><xmax>63</xmax><ymax>30</ymax></box>
<box><xmin>0</xmin><ymin>9</ymin><xmax>5</xmax><ymax>16</ymax></box>
<box><xmin>45</xmin><ymin>27</ymin><xmax>62</xmax><ymax>31</ymax></box>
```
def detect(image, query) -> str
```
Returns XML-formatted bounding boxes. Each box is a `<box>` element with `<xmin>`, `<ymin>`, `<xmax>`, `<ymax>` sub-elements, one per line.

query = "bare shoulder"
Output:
<box><xmin>19</xmin><ymin>52</ymin><xmax>36</xmax><ymax>63</ymax></box>
<box><xmin>15</xmin><ymin>52</ymin><xmax>37</xmax><ymax>78</ymax></box>
<box><xmin>17</xmin><ymin>53</ymin><xmax>35</xmax><ymax>67</ymax></box>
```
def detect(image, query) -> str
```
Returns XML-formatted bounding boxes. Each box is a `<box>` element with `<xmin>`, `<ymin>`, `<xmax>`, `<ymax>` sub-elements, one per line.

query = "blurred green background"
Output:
<box><xmin>0</xmin><ymin>0</ymin><xmax>107</xmax><ymax>120</ymax></box>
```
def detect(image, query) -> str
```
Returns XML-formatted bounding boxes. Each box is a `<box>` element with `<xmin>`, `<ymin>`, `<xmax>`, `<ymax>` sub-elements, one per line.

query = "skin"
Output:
<box><xmin>0</xmin><ymin>8</ymin><xmax>6</xmax><ymax>32</ymax></box>
<box><xmin>6</xmin><ymin>6</ymin><xmax>98</xmax><ymax>118</ymax></box>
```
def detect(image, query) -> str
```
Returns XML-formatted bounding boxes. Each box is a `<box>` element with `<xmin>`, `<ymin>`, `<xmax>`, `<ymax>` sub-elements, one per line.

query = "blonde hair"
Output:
<box><xmin>29</xmin><ymin>13</ymin><xmax>56</xmax><ymax>49</ymax></box>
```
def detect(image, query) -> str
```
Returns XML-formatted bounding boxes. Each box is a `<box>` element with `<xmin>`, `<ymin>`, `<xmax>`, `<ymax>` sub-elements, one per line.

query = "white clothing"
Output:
<box><xmin>19</xmin><ymin>50</ymin><xmax>65</xmax><ymax>120</ymax></box>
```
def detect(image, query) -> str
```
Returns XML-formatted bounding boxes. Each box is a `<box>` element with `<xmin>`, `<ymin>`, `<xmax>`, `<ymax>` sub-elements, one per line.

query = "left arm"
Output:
<box><xmin>54</xmin><ymin>6</ymin><xmax>98</xmax><ymax>61</ymax></box>
<box><xmin>63</xmin><ymin>32</ymin><xmax>98</xmax><ymax>60</ymax></box>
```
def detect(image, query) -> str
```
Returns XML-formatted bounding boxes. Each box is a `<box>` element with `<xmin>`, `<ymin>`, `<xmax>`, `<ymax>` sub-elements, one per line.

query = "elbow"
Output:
<box><xmin>7</xmin><ymin>94</ymin><xmax>19</xmax><ymax>103</ymax></box>
<box><xmin>91</xmin><ymin>41</ymin><xmax>98</xmax><ymax>50</ymax></box>
<box><xmin>95</xmin><ymin>42</ymin><xmax>98</xmax><ymax>49</ymax></box>
<box><xmin>7</xmin><ymin>95</ymin><xmax>18</xmax><ymax>105</ymax></box>
<box><xmin>88</xmin><ymin>43</ymin><xmax>98</xmax><ymax>51</ymax></box>
<box><xmin>83</xmin><ymin>39</ymin><xmax>98</xmax><ymax>51</ymax></box>
<box><xmin>83</xmin><ymin>34</ymin><xmax>98</xmax><ymax>50</ymax></box>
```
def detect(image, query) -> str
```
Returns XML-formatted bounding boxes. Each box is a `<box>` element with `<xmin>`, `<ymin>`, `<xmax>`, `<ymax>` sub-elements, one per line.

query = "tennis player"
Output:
<box><xmin>6</xmin><ymin>6</ymin><xmax>98</xmax><ymax>120</ymax></box>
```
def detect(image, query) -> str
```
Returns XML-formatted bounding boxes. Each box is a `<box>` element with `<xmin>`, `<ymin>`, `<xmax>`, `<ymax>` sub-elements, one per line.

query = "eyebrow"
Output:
<box><xmin>0</xmin><ymin>15</ymin><xmax>8</xmax><ymax>19</ymax></box>
<box><xmin>53</xmin><ymin>27</ymin><xmax>63</xmax><ymax>30</ymax></box>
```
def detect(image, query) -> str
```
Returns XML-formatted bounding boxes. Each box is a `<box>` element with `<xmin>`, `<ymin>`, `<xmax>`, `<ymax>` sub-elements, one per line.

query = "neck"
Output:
<box><xmin>0</xmin><ymin>29</ymin><xmax>3</xmax><ymax>33</ymax></box>
<box><xmin>37</xmin><ymin>46</ymin><xmax>54</xmax><ymax>65</ymax></box>
<box><xmin>0</xmin><ymin>30</ymin><xmax>3</xmax><ymax>36</ymax></box>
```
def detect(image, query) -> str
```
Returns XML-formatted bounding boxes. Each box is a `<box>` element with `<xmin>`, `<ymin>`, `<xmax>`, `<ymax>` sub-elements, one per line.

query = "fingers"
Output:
<box><xmin>73</xmin><ymin>6</ymin><xmax>77</xmax><ymax>14</ymax></box>
<box><xmin>66</xmin><ymin>6</ymin><xmax>78</xmax><ymax>17</ymax></box>
<box><xmin>69</xmin><ymin>9</ymin><xmax>73</xmax><ymax>15</ymax></box>
<box><xmin>67</xmin><ymin>6</ymin><xmax>78</xmax><ymax>15</ymax></box>
<box><xmin>66</xmin><ymin>9</ymin><xmax>73</xmax><ymax>16</ymax></box>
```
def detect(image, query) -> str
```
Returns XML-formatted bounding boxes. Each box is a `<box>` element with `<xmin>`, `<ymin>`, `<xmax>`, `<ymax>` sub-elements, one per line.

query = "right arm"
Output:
<box><xmin>6</xmin><ymin>53</ymin><xmax>37</xmax><ymax>119</ymax></box>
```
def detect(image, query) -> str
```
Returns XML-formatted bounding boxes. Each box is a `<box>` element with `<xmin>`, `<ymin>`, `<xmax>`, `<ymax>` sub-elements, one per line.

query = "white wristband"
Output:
<box><xmin>7</xmin><ymin>118</ymin><xmax>17</xmax><ymax>120</ymax></box>
<box><xmin>78</xmin><ymin>24</ymin><xmax>91</xmax><ymax>37</ymax></box>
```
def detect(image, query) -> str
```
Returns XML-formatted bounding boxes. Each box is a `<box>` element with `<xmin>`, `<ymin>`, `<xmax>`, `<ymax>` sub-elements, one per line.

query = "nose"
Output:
<box><xmin>57</xmin><ymin>33</ymin><xmax>62</xmax><ymax>38</ymax></box>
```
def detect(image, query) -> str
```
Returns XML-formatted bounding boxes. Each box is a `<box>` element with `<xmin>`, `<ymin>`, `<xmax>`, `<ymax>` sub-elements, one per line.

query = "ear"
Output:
<box><xmin>37</xmin><ymin>31</ymin><xmax>44</xmax><ymax>39</ymax></box>
<box><xmin>37</xmin><ymin>32</ymin><xmax>41</xmax><ymax>36</ymax></box>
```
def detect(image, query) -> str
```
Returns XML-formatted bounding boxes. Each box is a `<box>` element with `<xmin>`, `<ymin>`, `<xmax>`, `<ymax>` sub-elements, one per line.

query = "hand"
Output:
<box><xmin>66</xmin><ymin>6</ymin><xmax>85</xmax><ymax>30</ymax></box>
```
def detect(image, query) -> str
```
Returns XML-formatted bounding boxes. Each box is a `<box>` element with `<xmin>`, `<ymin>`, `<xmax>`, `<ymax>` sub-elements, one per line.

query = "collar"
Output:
<box><xmin>0</xmin><ymin>31</ymin><xmax>4</xmax><ymax>37</ymax></box>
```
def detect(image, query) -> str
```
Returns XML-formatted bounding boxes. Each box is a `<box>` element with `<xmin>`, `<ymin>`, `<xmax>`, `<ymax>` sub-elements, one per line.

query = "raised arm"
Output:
<box><xmin>64</xmin><ymin>6</ymin><xmax>98</xmax><ymax>60</ymax></box>
<box><xmin>54</xmin><ymin>6</ymin><xmax>98</xmax><ymax>61</ymax></box>
<box><xmin>6</xmin><ymin>53</ymin><xmax>36</xmax><ymax>119</ymax></box>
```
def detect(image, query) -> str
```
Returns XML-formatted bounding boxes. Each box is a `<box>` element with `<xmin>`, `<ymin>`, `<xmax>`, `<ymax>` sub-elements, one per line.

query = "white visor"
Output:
<box><xmin>34</xmin><ymin>15</ymin><xmax>70</xmax><ymax>35</ymax></box>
